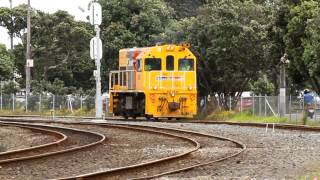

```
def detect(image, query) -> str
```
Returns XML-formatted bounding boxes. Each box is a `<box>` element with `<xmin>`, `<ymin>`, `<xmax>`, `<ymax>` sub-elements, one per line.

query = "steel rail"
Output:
<box><xmin>59</xmin><ymin>124</ymin><xmax>201</xmax><ymax>180</ymax></box>
<box><xmin>0</xmin><ymin>123</ymin><xmax>67</xmax><ymax>157</ymax></box>
<box><xmin>3</xmin><ymin>117</ymin><xmax>320</xmax><ymax>179</ymax></box>
<box><xmin>0</xmin><ymin>121</ymin><xmax>106</xmax><ymax>164</ymax></box>
<box><xmin>24</xmin><ymin>121</ymin><xmax>245</xmax><ymax>179</ymax></box>
<box><xmin>110</xmin><ymin>123</ymin><xmax>246</xmax><ymax>180</ymax></box>
<box><xmin>67</xmin><ymin>122</ymin><xmax>246</xmax><ymax>180</ymax></box>
<box><xmin>0</xmin><ymin>119</ymin><xmax>201</xmax><ymax>180</ymax></box>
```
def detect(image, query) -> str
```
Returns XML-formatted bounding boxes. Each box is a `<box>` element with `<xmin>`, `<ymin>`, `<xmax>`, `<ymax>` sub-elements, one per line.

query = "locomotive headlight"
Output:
<box><xmin>170</xmin><ymin>91</ymin><xmax>175</xmax><ymax>97</ymax></box>
<box><xmin>188</xmin><ymin>86</ymin><xmax>193</xmax><ymax>90</ymax></box>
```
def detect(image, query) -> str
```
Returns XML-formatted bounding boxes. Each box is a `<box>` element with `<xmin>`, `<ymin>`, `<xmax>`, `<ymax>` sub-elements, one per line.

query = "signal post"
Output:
<box><xmin>89</xmin><ymin>2</ymin><xmax>103</xmax><ymax>119</ymax></box>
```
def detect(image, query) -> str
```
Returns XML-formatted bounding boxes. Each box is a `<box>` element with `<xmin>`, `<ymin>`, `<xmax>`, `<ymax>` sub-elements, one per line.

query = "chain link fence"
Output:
<box><xmin>198</xmin><ymin>95</ymin><xmax>320</xmax><ymax>122</ymax></box>
<box><xmin>1</xmin><ymin>93</ymin><xmax>319</xmax><ymax>122</ymax></box>
<box><xmin>0</xmin><ymin>94</ymin><xmax>109</xmax><ymax>117</ymax></box>
<box><xmin>241</xmin><ymin>95</ymin><xmax>319</xmax><ymax>121</ymax></box>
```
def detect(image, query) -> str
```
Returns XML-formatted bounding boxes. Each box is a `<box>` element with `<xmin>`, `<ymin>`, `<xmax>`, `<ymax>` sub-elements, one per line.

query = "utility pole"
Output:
<box><xmin>25</xmin><ymin>0</ymin><xmax>32</xmax><ymax>112</ymax></box>
<box><xmin>89</xmin><ymin>2</ymin><xmax>103</xmax><ymax>119</ymax></box>
<box><xmin>279</xmin><ymin>53</ymin><xmax>290</xmax><ymax>117</ymax></box>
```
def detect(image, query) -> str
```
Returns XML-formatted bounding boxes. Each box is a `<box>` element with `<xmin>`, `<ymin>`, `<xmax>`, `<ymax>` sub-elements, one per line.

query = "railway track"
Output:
<box><xmin>65</xmin><ymin>123</ymin><xmax>246</xmax><ymax>180</ymax></box>
<box><xmin>2</xmin><ymin>115</ymin><xmax>320</xmax><ymax>132</ymax></box>
<box><xmin>0</xmin><ymin>122</ymin><xmax>106</xmax><ymax>164</ymax></box>
<box><xmin>1</xmin><ymin>116</ymin><xmax>320</xmax><ymax>179</ymax></box>
<box><xmin>0</xmin><ymin>122</ymin><xmax>67</xmax><ymax>162</ymax></box>
<box><xmin>0</xmin><ymin>118</ymin><xmax>246</xmax><ymax>179</ymax></box>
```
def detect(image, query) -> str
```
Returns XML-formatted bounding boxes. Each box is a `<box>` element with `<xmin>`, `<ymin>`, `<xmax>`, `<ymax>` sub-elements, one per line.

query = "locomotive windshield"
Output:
<box><xmin>166</xmin><ymin>55</ymin><xmax>174</xmax><ymax>71</ymax></box>
<box><xmin>179</xmin><ymin>58</ymin><xmax>194</xmax><ymax>71</ymax></box>
<box><xmin>145</xmin><ymin>58</ymin><xmax>161</xmax><ymax>71</ymax></box>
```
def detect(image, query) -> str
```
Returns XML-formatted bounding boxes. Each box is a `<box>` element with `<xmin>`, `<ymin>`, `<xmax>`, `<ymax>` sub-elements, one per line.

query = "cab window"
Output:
<box><xmin>178</xmin><ymin>58</ymin><xmax>194</xmax><ymax>71</ymax></box>
<box><xmin>136</xmin><ymin>59</ymin><xmax>142</xmax><ymax>72</ymax></box>
<box><xmin>166</xmin><ymin>55</ymin><xmax>174</xmax><ymax>71</ymax></box>
<box><xmin>145</xmin><ymin>58</ymin><xmax>161</xmax><ymax>71</ymax></box>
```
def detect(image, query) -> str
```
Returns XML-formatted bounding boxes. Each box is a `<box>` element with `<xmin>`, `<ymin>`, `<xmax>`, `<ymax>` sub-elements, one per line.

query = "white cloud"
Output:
<box><xmin>0</xmin><ymin>0</ymin><xmax>92</xmax><ymax>49</ymax></box>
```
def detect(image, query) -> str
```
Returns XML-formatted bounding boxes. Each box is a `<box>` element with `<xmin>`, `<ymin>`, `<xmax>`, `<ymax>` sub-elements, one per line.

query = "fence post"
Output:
<box><xmin>0</xmin><ymin>91</ymin><xmax>2</xmax><ymax>111</ymax></box>
<box><xmin>25</xmin><ymin>92</ymin><xmax>28</xmax><ymax>113</ymax></box>
<box><xmin>264</xmin><ymin>95</ymin><xmax>267</xmax><ymax>117</ymax></box>
<box><xmin>302</xmin><ymin>95</ymin><xmax>305</xmax><ymax>112</ymax></box>
<box><xmin>277</xmin><ymin>95</ymin><xmax>280</xmax><ymax>117</ymax></box>
<box><xmin>289</xmin><ymin>95</ymin><xmax>292</xmax><ymax>121</ymax></box>
<box><xmin>259</xmin><ymin>95</ymin><xmax>262</xmax><ymax>116</ymax></box>
<box><xmin>314</xmin><ymin>100</ymin><xmax>317</xmax><ymax>121</ymax></box>
<box><xmin>252</xmin><ymin>95</ymin><xmax>255</xmax><ymax>116</ymax></box>
<box><xmin>240</xmin><ymin>96</ymin><xmax>243</xmax><ymax>113</ymax></box>
<box><xmin>80</xmin><ymin>96</ymin><xmax>83</xmax><ymax>110</ymax></box>
<box><xmin>229</xmin><ymin>96</ymin><xmax>231</xmax><ymax>111</ymax></box>
<box><xmin>12</xmin><ymin>93</ymin><xmax>15</xmax><ymax>112</ymax></box>
<box><xmin>39</xmin><ymin>94</ymin><xmax>42</xmax><ymax>113</ymax></box>
<box><xmin>0</xmin><ymin>82</ymin><xmax>2</xmax><ymax>111</ymax></box>
<box><xmin>51</xmin><ymin>94</ymin><xmax>55</xmax><ymax>120</ymax></box>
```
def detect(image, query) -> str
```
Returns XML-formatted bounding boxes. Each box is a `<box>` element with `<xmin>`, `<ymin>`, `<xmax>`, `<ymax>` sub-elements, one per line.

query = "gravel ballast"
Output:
<box><xmin>113</xmin><ymin>121</ymin><xmax>320</xmax><ymax>179</ymax></box>
<box><xmin>0</xmin><ymin>125</ymin><xmax>57</xmax><ymax>153</ymax></box>
<box><xmin>0</xmin><ymin>124</ymin><xmax>195</xmax><ymax>179</ymax></box>
<box><xmin>1</xmin><ymin>118</ymin><xmax>320</xmax><ymax>179</ymax></box>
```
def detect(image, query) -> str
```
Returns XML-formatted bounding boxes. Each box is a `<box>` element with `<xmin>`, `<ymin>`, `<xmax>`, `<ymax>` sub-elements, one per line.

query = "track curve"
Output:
<box><xmin>64</xmin><ymin>123</ymin><xmax>246</xmax><ymax>180</ymax></box>
<box><xmin>0</xmin><ymin>121</ymin><xmax>106</xmax><ymax>164</ymax></box>
<box><xmin>0</xmin><ymin>122</ymin><xmax>67</xmax><ymax>156</ymax></box>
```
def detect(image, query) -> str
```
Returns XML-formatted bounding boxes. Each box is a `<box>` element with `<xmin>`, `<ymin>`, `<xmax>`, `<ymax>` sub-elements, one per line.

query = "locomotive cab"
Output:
<box><xmin>109</xmin><ymin>44</ymin><xmax>197</xmax><ymax>119</ymax></box>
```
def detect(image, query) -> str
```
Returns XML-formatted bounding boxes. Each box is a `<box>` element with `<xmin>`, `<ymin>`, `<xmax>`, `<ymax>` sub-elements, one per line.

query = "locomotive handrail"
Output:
<box><xmin>109</xmin><ymin>70</ymin><xmax>197</xmax><ymax>91</ymax></box>
<box><xmin>109</xmin><ymin>70</ymin><xmax>136</xmax><ymax>91</ymax></box>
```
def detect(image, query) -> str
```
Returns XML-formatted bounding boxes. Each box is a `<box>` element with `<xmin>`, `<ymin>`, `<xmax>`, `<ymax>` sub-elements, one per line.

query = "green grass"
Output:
<box><xmin>300</xmin><ymin>172</ymin><xmax>320</xmax><ymax>180</ymax></box>
<box><xmin>299</xmin><ymin>164</ymin><xmax>320</xmax><ymax>180</ymax></box>
<box><xmin>206</xmin><ymin>111</ymin><xmax>320</xmax><ymax>126</ymax></box>
<box><xmin>230</xmin><ymin>112</ymin><xmax>289</xmax><ymax>123</ymax></box>
<box><xmin>0</xmin><ymin>109</ymin><xmax>96</xmax><ymax>117</ymax></box>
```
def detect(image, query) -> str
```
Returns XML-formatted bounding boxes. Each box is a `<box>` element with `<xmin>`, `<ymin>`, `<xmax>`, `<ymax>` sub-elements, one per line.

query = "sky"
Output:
<box><xmin>0</xmin><ymin>0</ymin><xmax>91</xmax><ymax>49</ymax></box>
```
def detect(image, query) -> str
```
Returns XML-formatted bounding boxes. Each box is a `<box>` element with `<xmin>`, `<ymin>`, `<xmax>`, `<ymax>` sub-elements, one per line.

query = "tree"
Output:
<box><xmin>190</xmin><ymin>0</ymin><xmax>269</xmax><ymax>110</ymax></box>
<box><xmin>164</xmin><ymin>0</ymin><xmax>207</xmax><ymax>19</ymax></box>
<box><xmin>98</xmin><ymin>0</ymin><xmax>174</xmax><ymax>90</ymax></box>
<box><xmin>0</xmin><ymin>5</ymin><xmax>36</xmax><ymax>44</ymax></box>
<box><xmin>300</xmin><ymin>10</ymin><xmax>320</xmax><ymax>94</ymax></box>
<box><xmin>285</xmin><ymin>0</ymin><xmax>320</xmax><ymax>94</ymax></box>
<box><xmin>0</xmin><ymin>43</ymin><xmax>13</xmax><ymax>81</ymax></box>
<box><xmin>250</xmin><ymin>75</ymin><xmax>275</xmax><ymax>96</ymax></box>
<box><xmin>2</xmin><ymin>81</ymin><xmax>20</xmax><ymax>94</ymax></box>
<box><xmin>152</xmin><ymin>18</ymin><xmax>196</xmax><ymax>44</ymax></box>
<box><xmin>263</xmin><ymin>0</ymin><xmax>290</xmax><ymax>94</ymax></box>
<box><xmin>12</xmin><ymin>10</ymin><xmax>95</xmax><ymax>91</ymax></box>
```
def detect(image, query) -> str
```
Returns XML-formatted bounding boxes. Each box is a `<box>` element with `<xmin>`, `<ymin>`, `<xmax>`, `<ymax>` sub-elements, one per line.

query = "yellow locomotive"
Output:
<box><xmin>109</xmin><ymin>43</ymin><xmax>197</xmax><ymax>119</ymax></box>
